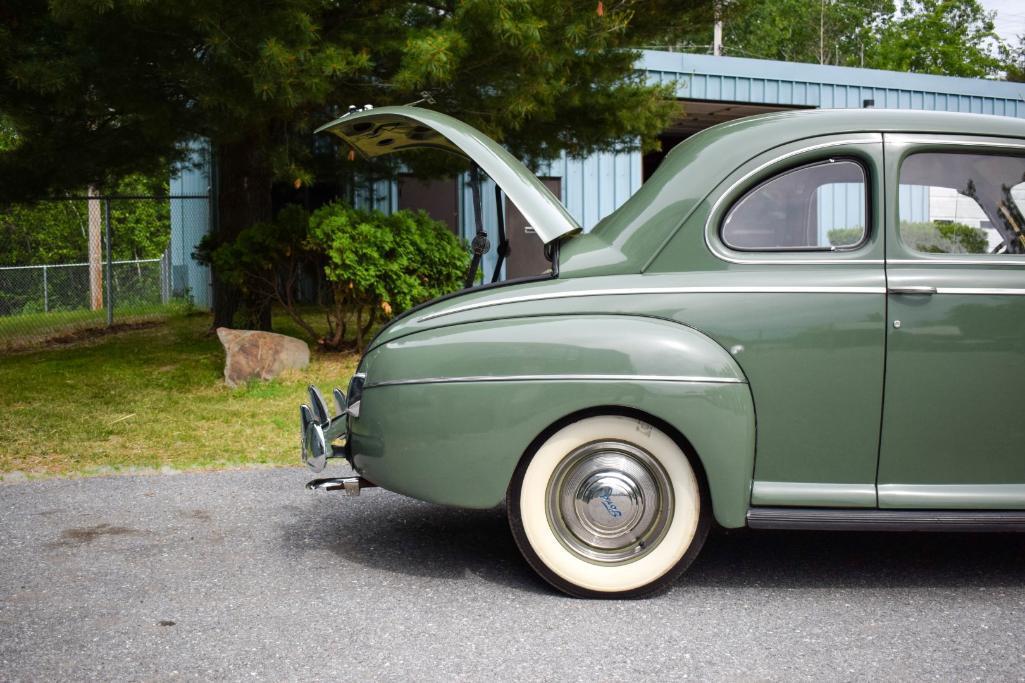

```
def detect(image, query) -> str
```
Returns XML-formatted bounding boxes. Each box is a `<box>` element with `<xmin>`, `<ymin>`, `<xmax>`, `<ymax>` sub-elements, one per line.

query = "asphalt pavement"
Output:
<box><xmin>2</xmin><ymin>467</ymin><xmax>1024</xmax><ymax>681</ymax></box>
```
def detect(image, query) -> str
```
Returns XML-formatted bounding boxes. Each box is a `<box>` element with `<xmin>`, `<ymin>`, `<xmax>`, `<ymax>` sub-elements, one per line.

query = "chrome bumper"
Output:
<box><xmin>299</xmin><ymin>384</ymin><xmax>356</xmax><ymax>472</ymax></box>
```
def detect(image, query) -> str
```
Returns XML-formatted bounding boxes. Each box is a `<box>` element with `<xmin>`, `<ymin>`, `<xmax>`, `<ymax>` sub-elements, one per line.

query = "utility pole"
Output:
<box><xmin>819</xmin><ymin>0</ymin><xmax>826</xmax><ymax>64</ymax></box>
<box><xmin>713</xmin><ymin>1</ymin><xmax>723</xmax><ymax>56</ymax></box>
<box><xmin>87</xmin><ymin>185</ymin><xmax>103</xmax><ymax>311</ymax></box>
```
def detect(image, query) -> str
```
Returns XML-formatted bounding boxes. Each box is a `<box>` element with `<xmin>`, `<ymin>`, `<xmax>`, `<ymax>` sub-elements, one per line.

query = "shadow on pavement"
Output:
<box><xmin>683</xmin><ymin>527</ymin><xmax>1025</xmax><ymax>590</ymax></box>
<box><xmin>281</xmin><ymin>494</ymin><xmax>551</xmax><ymax>595</ymax></box>
<box><xmin>285</xmin><ymin>491</ymin><xmax>1025</xmax><ymax>594</ymax></box>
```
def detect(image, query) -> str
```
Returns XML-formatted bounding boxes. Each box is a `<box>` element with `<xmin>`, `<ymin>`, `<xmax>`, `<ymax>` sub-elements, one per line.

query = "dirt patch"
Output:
<box><xmin>50</xmin><ymin>523</ymin><xmax>140</xmax><ymax>547</ymax></box>
<box><xmin>2</xmin><ymin>321</ymin><xmax>164</xmax><ymax>355</ymax></box>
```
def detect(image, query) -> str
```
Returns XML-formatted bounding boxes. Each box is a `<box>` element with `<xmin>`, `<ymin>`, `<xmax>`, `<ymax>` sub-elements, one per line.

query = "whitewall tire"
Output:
<box><xmin>508</xmin><ymin>415</ymin><xmax>709</xmax><ymax>598</ymax></box>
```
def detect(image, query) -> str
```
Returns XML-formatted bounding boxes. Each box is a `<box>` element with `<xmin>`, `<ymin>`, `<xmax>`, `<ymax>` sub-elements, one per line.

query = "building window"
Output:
<box><xmin>721</xmin><ymin>159</ymin><xmax>867</xmax><ymax>251</ymax></box>
<box><xmin>898</xmin><ymin>152</ymin><xmax>1025</xmax><ymax>255</ymax></box>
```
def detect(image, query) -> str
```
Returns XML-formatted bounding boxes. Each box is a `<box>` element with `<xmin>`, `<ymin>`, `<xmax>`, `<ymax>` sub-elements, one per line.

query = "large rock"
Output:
<box><xmin>216</xmin><ymin>328</ymin><xmax>310</xmax><ymax>387</ymax></box>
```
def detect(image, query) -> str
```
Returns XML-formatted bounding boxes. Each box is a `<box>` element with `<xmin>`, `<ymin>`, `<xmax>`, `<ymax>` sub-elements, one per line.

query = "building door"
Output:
<box><xmin>878</xmin><ymin>136</ymin><xmax>1025</xmax><ymax>509</ymax></box>
<box><xmin>397</xmin><ymin>175</ymin><xmax>459</xmax><ymax>234</ymax></box>
<box><xmin>505</xmin><ymin>177</ymin><xmax>561</xmax><ymax>278</ymax></box>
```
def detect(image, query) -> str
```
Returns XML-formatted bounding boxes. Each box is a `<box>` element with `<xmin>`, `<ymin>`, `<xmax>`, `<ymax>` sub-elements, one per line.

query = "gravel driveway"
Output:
<box><xmin>2</xmin><ymin>467</ymin><xmax>1024</xmax><ymax>681</ymax></box>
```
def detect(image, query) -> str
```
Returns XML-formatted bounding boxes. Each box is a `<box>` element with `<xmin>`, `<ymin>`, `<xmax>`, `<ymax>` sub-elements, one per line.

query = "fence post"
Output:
<box><xmin>104</xmin><ymin>199</ymin><xmax>114</xmax><ymax>327</ymax></box>
<box><xmin>160</xmin><ymin>248</ymin><xmax>170</xmax><ymax>305</ymax></box>
<box><xmin>42</xmin><ymin>265</ymin><xmax>49</xmax><ymax>313</ymax></box>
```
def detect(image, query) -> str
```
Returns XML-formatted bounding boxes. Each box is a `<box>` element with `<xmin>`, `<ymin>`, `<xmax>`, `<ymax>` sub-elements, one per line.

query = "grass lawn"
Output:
<box><xmin>0</xmin><ymin>313</ymin><xmax>358</xmax><ymax>478</ymax></box>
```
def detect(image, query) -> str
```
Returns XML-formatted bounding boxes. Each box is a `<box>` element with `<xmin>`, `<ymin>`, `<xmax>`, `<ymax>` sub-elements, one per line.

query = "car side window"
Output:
<box><xmin>898</xmin><ymin>152</ymin><xmax>1025</xmax><ymax>255</ymax></box>
<box><xmin>721</xmin><ymin>158</ymin><xmax>867</xmax><ymax>251</ymax></box>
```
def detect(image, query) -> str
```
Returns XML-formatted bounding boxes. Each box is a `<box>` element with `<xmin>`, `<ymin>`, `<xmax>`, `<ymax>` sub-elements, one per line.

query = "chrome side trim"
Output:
<box><xmin>887</xmin><ymin>258</ymin><xmax>1025</xmax><ymax>267</ymax></box>
<box><xmin>702</xmin><ymin>136</ymin><xmax>884</xmax><ymax>266</ymax></box>
<box><xmin>878</xmin><ymin>483</ymin><xmax>1025</xmax><ymax>509</ymax></box>
<box><xmin>417</xmin><ymin>286</ymin><xmax>885</xmax><ymax>322</ymax></box>
<box><xmin>708</xmin><ymin>258</ymin><xmax>884</xmax><ymax>266</ymax></box>
<box><xmin>935</xmin><ymin>287</ymin><xmax>1025</xmax><ymax>296</ymax></box>
<box><xmin>365</xmin><ymin>373</ymin><xmax>747</xmax><ymax>389</ymax></box>
<box><xmin>751</xmin><ymin>481</ymin><xmax>876</xmax><ymax>508</ymax></box>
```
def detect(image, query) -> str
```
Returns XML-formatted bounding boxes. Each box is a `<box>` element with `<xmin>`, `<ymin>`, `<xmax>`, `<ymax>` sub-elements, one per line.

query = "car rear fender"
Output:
<box><xmin>352</xmin><ymin>315</ymin><xmax>755</xmax><ymax>527</ymax></box>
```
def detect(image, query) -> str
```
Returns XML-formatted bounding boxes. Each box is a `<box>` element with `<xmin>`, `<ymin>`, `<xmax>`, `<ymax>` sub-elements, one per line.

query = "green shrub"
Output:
<box><xmin>308</xmin><ymin>203</ymin><xmax>468</xmax><ymax>348</ymax></box>
<box><xmin>900</xmin><ymin>221</ymin><xmax>988</xmax><ymax>254</ymax></box>
<box><xmin>197</xmin><ymin>202</ymin><xmax>468</xmax><ymax>350</ymax></box>
<box><xmin>195</xmin><ymin>204</ymin><xmax>317</xmax><ymax>334</ymax></box>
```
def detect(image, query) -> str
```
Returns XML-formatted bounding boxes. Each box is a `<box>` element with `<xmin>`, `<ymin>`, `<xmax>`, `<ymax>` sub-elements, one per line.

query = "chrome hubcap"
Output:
<box><xmin>546</xmin><ymin>441</ymin><xmax>673</xmax><ymax>564</ymax></box>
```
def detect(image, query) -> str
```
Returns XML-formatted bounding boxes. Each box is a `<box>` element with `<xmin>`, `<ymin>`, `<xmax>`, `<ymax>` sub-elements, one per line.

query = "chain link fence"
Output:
<box><xmin>0</xmin><ymin>195</ymin><xmax>211</xmax><ymax>352</ymax></box>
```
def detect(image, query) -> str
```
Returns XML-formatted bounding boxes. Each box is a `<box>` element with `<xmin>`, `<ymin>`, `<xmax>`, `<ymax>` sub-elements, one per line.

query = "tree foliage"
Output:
<box><xmin>718</xmin><ymin>0</ymin><xmax>891</xmax><ymax>65</ymax></box>
<box><xmin>668</xmin><ymin>0</ymin><xmax>1003</xmax><ymax>77</ymax></box>
<box><xmin>866</xmin><ymin>0</ymin><xmax>1000</xmax><ymax>77</ymax></box>
<box><xmin>0</xmin><ymin>1</ymin><xmax>712</xmax><ymax>202</ymax></box>
<box><xmin>0</xmin><ymin>175</ymin><xmax>170</xmax><ymax>266</ymax></box>
<box><xmin>1002</xmin><ymin>35</ymin><xmax>1025</xmax><ymax>83</ymax></box>
<box><xmin>0</xmin><ymin>0</ymin><xmax>712</xmax><ymax>328</ymax></box>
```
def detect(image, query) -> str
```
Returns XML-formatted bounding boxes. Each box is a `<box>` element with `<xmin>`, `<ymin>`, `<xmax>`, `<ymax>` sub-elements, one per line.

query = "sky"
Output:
<box><xmin>981</xmin><ymin>0</ymin><xmax>1025</xmax><ymax>44</ymax></box>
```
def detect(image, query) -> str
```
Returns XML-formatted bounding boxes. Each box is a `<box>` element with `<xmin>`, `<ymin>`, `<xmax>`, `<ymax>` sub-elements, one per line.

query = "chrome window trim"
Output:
<box><xmin>365</xmin><ymin>374</ymin><xmax>748</xmax><ymax>389</ymax></box>
<box><xmin>887</xmin><ymin>258</ymin><xmax>1025</xmax><ymax>267</ymax></box>
<box><xmin>884</xmin><ymin>135</ymin><xmax>1025</xmax><ymax>150</ymax></box>
<box><xmin>417</xmin><ymin>286</ymin><xmax>886</xmax><ymax>322</ymax></box>
<box><xmin>702</xmin><ymin>135</ymin><xmax>884</xmax><ymax>266</ymax></box>
<box><xmin>888</xmin><ymin>136</ymin><xmax>1025</xmax><ymax>264</ymax></box>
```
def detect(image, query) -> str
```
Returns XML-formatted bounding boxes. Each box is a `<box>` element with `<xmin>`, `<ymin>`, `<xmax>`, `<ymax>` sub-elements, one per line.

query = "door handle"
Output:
<box><xmin>888</xmin><ymin>286</ymin><xmax>937</xmax><ymax>296</ymax></box>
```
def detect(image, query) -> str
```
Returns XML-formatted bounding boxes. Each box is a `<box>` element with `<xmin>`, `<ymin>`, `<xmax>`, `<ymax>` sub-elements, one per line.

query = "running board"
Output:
<box><xmin>747</xmin><ymin>507</ymin><xmax>1025</xmax><ymax>532</ymax></box>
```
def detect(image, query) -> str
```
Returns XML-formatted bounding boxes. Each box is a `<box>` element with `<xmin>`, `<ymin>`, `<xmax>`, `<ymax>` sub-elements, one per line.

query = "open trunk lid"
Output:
<box><xmin>315</xmin><ymin>106</ymin><xmax>581</xmax><ymax>245</ymax></box>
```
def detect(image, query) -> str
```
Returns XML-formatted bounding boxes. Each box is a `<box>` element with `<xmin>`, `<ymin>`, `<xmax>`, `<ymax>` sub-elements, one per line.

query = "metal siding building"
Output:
<box><xmin>169</xmin><ymin>141</ymin><xmax>213</xmax><ymax>309</ymax></box>
<box><xmin>645</xmin><ymin>51</ymin><xmax>1025</xmax><ymax>116</ymax></box>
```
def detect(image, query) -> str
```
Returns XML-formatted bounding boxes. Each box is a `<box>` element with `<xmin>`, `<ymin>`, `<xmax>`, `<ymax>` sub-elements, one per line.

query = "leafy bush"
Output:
<box><xmin>195</xmin><ymin>204</ymin><xmax>316</xmax><ymax>334</ymax></box>
<box><xmin>900</xmin><ymin>221</ymin><xmax>988</xmax><ymax>254</ymax></box>
<box><xmin>308</xmin><ymin>203</ymin><xmax>468</xmax><ymax>349</ymax></box>
<box><xmin>197</xmin><ymin>202</ymin><xmax>468</xmax><ymax>350</ymax></box>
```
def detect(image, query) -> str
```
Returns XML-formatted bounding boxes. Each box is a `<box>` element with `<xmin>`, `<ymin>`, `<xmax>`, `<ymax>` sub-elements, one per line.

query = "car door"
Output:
<box><xmin>879</xmin><ymin>134</ymin><xmax>1025</xmax><ymax>508</ymax></box>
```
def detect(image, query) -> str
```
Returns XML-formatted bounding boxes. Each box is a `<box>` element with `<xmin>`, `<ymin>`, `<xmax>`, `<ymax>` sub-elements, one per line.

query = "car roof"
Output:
<box><xmin>704</xmin><ymin>107</ymin><xmax>1025</xmax><ymax>138</ymax></box>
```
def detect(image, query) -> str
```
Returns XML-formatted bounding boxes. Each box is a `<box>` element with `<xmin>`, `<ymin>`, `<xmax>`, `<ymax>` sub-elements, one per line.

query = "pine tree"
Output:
<box><xmin>0</xmin><ymin>0</ymin><xmax>712</xmax><ymax>327</ymax></box>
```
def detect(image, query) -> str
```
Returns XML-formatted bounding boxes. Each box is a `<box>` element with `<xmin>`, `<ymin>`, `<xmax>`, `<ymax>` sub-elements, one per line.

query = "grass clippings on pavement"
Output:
<box><xmin>0</xmin><ymin>313</ymin><xmax>358</xmax><ymax>478</ymax></box>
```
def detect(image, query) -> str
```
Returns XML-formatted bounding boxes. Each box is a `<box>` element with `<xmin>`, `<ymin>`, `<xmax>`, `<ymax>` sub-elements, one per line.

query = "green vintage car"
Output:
<box><xmin>299</xmin><ymin>105</ymin><xmax>1025</xmax><ymax>598</ymax></box>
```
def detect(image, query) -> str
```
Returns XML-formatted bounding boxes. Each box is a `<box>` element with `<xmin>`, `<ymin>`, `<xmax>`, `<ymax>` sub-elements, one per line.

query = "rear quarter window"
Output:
<box><xmin>721</xmin><ymin>158</ymin><xmax>868</xmax><ymax>251</ymax></box>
